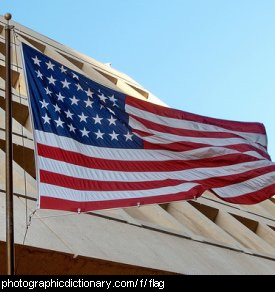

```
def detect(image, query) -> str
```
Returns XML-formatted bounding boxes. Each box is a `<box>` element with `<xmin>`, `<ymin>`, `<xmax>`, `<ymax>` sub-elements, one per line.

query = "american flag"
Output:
<box><xmin>22</xmin><ymin>43</ymin><xmax>275</xmax><ymax>212</ymax></box>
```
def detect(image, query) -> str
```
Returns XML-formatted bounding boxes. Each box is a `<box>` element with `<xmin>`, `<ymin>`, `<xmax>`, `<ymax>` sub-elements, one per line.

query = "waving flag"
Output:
<box><xmin>22</xmin><ymin>43</ymin><xmax>275</xmax><ymax>212</ymax></box>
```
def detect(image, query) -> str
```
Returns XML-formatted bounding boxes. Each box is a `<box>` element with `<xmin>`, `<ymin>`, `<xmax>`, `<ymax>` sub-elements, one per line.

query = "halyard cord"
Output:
<box><xmin>13</xmin><ymin>30</ymin><xmax>34</xmax><ymax>275</ymax></box>
<box><xmin>13</xmin><ymin>31</ymin><xmax>26</xmax><ymax>226</ymax></box>
<box><xmin>13</xmin><ymin>30</ymin><xmax>37</xmax><ymax>241</ymax></box>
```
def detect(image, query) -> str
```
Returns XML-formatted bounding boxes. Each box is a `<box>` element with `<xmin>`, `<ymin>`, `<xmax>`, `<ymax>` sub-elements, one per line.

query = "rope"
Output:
<box><xmin>13</xmin><ymin>30</ymin><xmax>39</xmax><ymax>274</ymax></box>
<box><xmin>13</xmin><ymin>29</ymin><xmax>38</xmax><ymax>235</ymax></box>
<box><xmin>13</xmin><ymin>30</ymin><xmax>28</xmax><ymax>224</ymax></box>
<box><xmin>31</xmin><ymin>210</ymin><xmax>88</xmax><ymax>221</ymax></box>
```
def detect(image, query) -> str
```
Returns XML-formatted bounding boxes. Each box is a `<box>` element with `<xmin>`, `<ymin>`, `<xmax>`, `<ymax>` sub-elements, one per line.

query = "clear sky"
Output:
<box><xmin>1</xmin><ymin>0</ymin><xmax>275</xmax><ymax>159</ymax></box>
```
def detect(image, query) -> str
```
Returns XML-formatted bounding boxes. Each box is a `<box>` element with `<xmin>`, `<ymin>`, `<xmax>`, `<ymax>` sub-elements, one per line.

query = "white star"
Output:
<box><xmin>93</xmin><ymin>114</ymin><xmax>103</xmax><ymax>125</ymax></box>
<box><xmin>72</xmin><ymin>72</ymin><xmax>79</xmax><ymax>80</ymax></box>
<box><xmin>35</xmin><ymin>70</ymin><xmax>43</xmax><ymax>79</ymax></box>
<box><xmin>47</xmin><ymin>75</ymin><xmax>56</xmax><ymax>85</ymax></box>
<box><xmin>61</xmin><ymin>79</ymin><xmax>71</xmax><ymax>89</ymax></box>
<box><xmin>94</xmin><ymin>129</ymin><xmax>104</xmax><ymax>140</ymax></box>
<box><xmin>80</xmin><ymin>127</ymin><xmax>90</xmax><ymax>137</ymax></box>
<box><xmin>32</xmin><ymin>56</ymin><xmax>41</xmax><ymax>66</ymax></box>
<box><xmin>60</xmin><ymin>65</ymin><xmax>67</xmax><ymax>74</ymax></box>
<box><xmin>107</xmin><ymin>107</ymin><xmax>115</xmax><ymax>115</ymax></box>
<box><xmin>40</xmin><ymin>99</ymin><xmax>49</xmax><ymax>109</ymax></box>
<box><xmin>45</xmin><ymin>87</ymin><xmax>52</xmax><ymax>96</ymax></box>
<box><xmin>55</xmin><ymin>117</ymin><xmax>64</xmax><ymax>128</ymax></box>
<box><xmin>68</xmin><ymin>124</ymin><xmax>76</xmax><ymax>133</ymax></box>
<box><xmin>108</xmin><ymin>116</ymin><xmax>117</xmax><ymax>126</ymax></box>
<box><xmin>42</xmin><ymin>113</ymin><xmax>51</xmax><ymax>125</ymax></box>
<box><xmin>124</xmin><ymin>131</ymin><xmax>134</xmax><ymax>141</ymax></box>
<box><xmin>45</xmin><ymin>60</ymin><xmax>55</xmax><ymax>71</ymax></box>
<box><xmin>98</xmin><ymin>92</ymin><xmax>108</xmax><ymax>103</ymax></box>
<box><xmin>75</xmin><ymin>83</ymin><xmax>83</xmax><ymax>91</ymax></box>
<box><xmin>56</xmin><ymin>92</ymin><xmax>65</xmax><ymax>102</ymax></box>
<box><xmin>109</xmin><ymin>95</ymin><xmax>117</xmax><ymax>103</ymax></box>
<box><xmin>85</xmin><ymin>88</ymin><xmax>94</xmax><ymax>98</ymax></box>
<box><xmin>70</xmin><ymin>96</ymin><xmax>79</xmax><ymax>106</ymax></box>
<box><xmin>78</xmin><ymin>112</ymin><xmax>88</xmax><ymax>123</ymax></box>
<box><xmin>109</xmin><ymin>131</ymin><xmax>119</xmax><ymax>141</ymax></box>
<box><xmin>84</xmin><ymin>98</ymin><xmax>94</xmax><ymax>108</ymax></box>
<box><xmin>53</xmin><ymin>104</ymin><xmax>61</xmax><ymax>113</ymax></box>
<box><xmin>64</xmin><ymin>109</ymin><xmax>74</xmax><ymax>120</ymax></box>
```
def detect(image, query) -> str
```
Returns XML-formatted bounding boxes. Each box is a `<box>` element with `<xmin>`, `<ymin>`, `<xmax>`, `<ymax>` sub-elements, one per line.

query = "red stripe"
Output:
<box><xmin>39</xmin><ymin>182</ymin><xmax>275</xmax><ymax>211</ymax></box>
<box><xmin>130</xmin><ymin>113</ymin><xmax>262</xmax><ymax>141</ymax></box>
<box><xmin>201</xmin><ymin>165</ymin><xmax>275</xmax><ymax>189</ymax></box>
<box><xmin>40</xmin><ymin>165</ymin><xmax>275</xmax><ymax>194</ymax></box>
<box><xmin>144</xmin><ymin>140</ymin><xmax>270</xmax><ymax>160</ymax></box>
<box><xmin>126</xmin><ymin>95</ymin><xmax>266</xmax><ymax>134</ymax></box>
<box><xmin>225</xmin><ymin>144</ymin><xmax>270</xmax><ymax>160</ymax></box>
<box><xmin>40</xmin><ymin>170</ymin><xmax>187</xmax><ymax>191</ymax></box>
<box><xmin>39</xmin><ymin>185</ymin><xmax>204</xmax><ymax>212</ymax></box>
<box><xmin>132</xmin><ymin>128</ymin><xmax>152</xmax><ymax>137</ymax></box>
<box><xmin>213</xmin><ymin>184</ymin><xmax>275</xmax><ymax>205</ymax></box>
<box><xmin>37</xmin><ymin>143</ymin><xmax>261</xmax><ymax>173</ymax></box>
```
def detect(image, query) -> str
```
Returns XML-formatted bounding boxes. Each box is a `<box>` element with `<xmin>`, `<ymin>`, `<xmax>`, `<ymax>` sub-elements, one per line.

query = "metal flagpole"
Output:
<box><xmin>4</xmin><ymin>12</ymin><xmax>15</xmax><ymax>276</ymax></box>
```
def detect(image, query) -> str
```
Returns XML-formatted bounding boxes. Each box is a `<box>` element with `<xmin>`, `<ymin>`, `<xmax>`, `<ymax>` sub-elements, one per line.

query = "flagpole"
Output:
<box><xmin>4</xmin><ymin>12</ymin><xmax>15</xmax><ymax>276</ymax></box>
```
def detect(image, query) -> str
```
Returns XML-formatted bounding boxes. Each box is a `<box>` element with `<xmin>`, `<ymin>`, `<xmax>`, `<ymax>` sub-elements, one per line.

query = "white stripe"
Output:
<box><xmin>213</xmin><ymin>171</ymin><xmax>275</xmax><ymax>198</ymax></box>
<box><xmin>35</xmin><ymin>131</ymin><xmax>267</xmax><ymax>162</ymax></box>
<box><xmin>129</xmin><ymin>117</ymin><xmax>267</xmax><ymax>153</ymax></box>
<box><xmin>243</xmin><ymin>151</ymin><xmax>266</xmax><ymax>160</ymax></box>
<box><xmin>37</xmin><ymin>156</ymin><xmax>272</xmax><ymax>183</ymax></box>
<box><xmin>40</xmin><ymin>182</ymin><xmax>199</xmax><ymax>202</ymax></box>
<box><xmin>126</xmin><ymin>104</ymin><xmax>267</xmax><ymax>147</ymax></box>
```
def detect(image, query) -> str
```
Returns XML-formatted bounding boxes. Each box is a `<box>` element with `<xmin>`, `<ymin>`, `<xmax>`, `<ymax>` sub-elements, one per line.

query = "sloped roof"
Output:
<box><xmin>0</xmin><ymin>16</ymin><xmax>274</xmax><ymax>275</ymax></box>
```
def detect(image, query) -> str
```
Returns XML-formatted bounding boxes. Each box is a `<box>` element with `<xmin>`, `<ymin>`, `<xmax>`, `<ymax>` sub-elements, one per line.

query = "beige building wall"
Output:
<box><xmin>0</xmin><ymin>16</ymin><xmax>274</xmax><ymax>275</ymax></box>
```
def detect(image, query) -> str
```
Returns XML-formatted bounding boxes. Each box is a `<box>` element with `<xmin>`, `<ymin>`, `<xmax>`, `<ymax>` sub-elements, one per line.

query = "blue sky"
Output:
<box><xmin>1</xmin><ymin>0</ymin><xmax>275</xmax><ymax>159</ymax></box>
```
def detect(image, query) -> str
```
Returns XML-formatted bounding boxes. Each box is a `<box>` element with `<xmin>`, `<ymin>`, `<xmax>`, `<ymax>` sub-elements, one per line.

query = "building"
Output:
<box><xmin>0</xmin><ymin>15</ymin><xmax>274</xmax><ymax>275</ymax></box>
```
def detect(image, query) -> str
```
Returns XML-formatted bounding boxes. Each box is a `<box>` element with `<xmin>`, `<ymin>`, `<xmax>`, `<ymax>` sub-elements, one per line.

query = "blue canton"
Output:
<box><xmin>22</xmin><ymin>43</ymin><xmax>143</xmax><ymax>149</ymax></box>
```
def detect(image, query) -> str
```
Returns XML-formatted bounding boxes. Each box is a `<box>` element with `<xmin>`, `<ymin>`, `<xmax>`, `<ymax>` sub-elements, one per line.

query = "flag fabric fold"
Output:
<box><xmin>22</xmin><ymin>43</ymin><xmax>275</xmax><ymax>212</ymax></box>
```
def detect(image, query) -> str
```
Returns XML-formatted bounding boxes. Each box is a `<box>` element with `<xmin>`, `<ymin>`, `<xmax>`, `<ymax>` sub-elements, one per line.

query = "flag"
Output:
<box><xmin>22</xmin><ymin>43</ymin><xmax>275</xmax><ymax>212</ymax></box>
